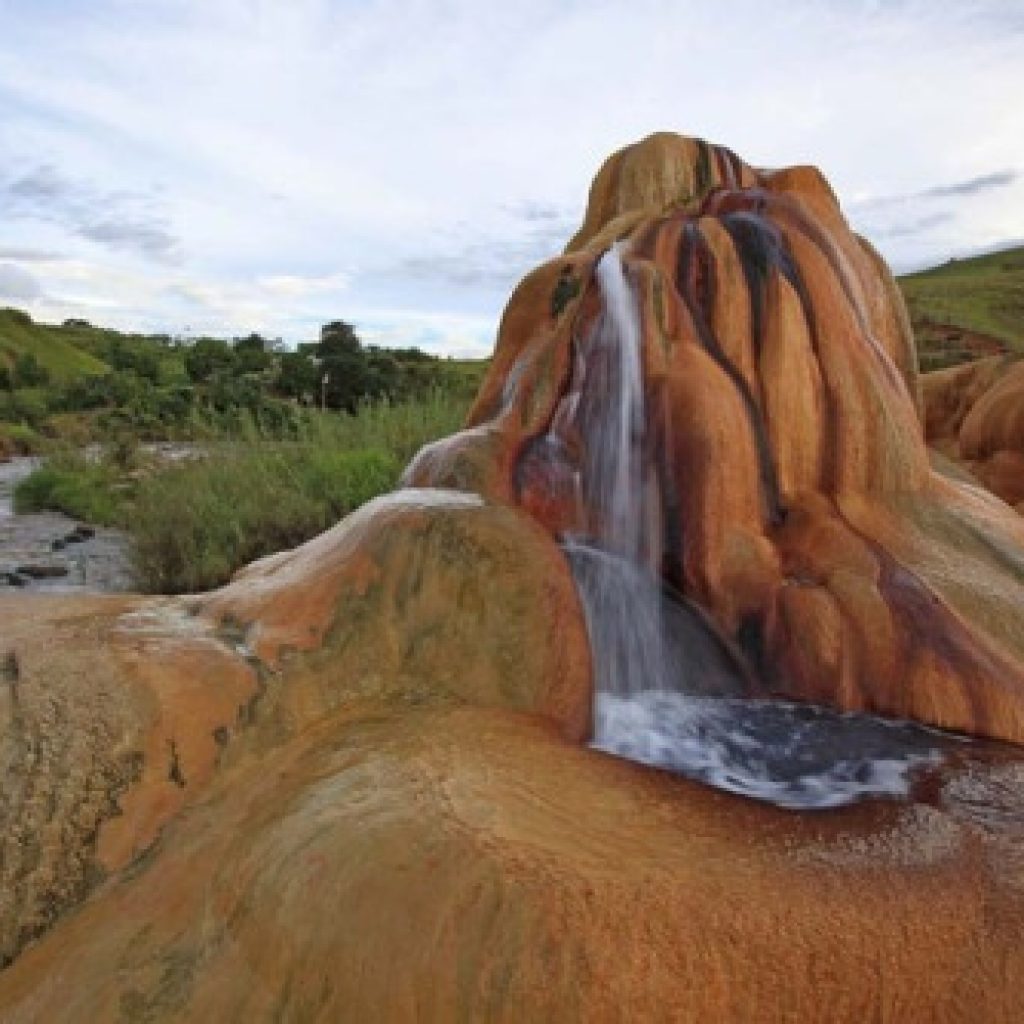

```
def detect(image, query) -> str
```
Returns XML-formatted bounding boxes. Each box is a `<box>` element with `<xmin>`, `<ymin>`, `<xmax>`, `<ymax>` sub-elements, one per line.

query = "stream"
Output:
<box><xmin>0</xmin><ymin>456</ymin><xmax>134</xmax><ymax>593</ymax></box>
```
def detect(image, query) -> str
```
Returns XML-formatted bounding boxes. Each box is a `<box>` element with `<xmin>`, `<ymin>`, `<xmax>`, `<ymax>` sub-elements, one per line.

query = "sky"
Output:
<box><xmin>0</xmin><ymin>0</ymin><xmax>1022</xmax><ymax>357</ymax></box>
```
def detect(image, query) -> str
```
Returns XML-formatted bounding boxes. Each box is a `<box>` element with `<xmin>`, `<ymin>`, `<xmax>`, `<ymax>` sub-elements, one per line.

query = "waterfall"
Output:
<box><xmin>563</xmin><ymin>244</ymin><xmax>945</xmax><ymax>809</ymax></box>
<box><xmin>587</xmin><ymin>242</ymin><xmax>650</xmax><ymax>563</ymax></box>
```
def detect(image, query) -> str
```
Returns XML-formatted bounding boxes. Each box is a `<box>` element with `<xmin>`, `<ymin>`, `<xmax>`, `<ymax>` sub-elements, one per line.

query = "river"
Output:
<box><xmin>0</xmin><ymin>456</ymin><xmax>134</xmax><ymax>593</ymax></box>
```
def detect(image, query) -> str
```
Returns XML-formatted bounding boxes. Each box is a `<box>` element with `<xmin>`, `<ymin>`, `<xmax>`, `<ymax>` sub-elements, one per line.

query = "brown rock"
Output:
<box><xmin>922</xmin><ymin>354</ymin><xmax>1024</xmax><ymax>510</ymax></box>
<box><xmin>0</xmin><ymin>491</ymin><xmax>591</xmax><ymax>969</ymax></box>
<box><xmin>3</xmin><ymin>134</ymin><xmax>1024</xmax><ymax>1022</ymax></box>
<box><xmin>415</xmin><ymin>132</ymin><xmax>1024</xmax><ymax>745</ymax></box>
<box><xmin>2</xmin><ymin>695</ymin><xmax>1024</xmax><ymax>1022</ymax></box>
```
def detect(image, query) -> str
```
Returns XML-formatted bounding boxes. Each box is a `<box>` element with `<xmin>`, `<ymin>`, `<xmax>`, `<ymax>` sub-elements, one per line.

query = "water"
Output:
<box><xmin>594</xmin><ymin>691</ymin><xmax>943</xmax><ymax>810</ymax></box>
<box><xmin>586</xmin><ymin>241</ymin><xmax>650</xmax><ymax>562</ymax></box>
<box><xmin>566</xmin><ymin>244</ymin><xmax>946</xmax><ymax>809</ymax></box>
<box><xmin>0</xmin><ymin>455</ymin><xmax>133</xmax><ymax>592</ymax></box>
<box><xmin>0</xmin><ymin>457</ymin><xmax>39</xmax><ymax>519</ymax></box>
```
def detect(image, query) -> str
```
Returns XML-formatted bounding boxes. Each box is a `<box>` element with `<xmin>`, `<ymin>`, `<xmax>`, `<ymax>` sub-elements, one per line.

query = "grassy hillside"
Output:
<box><xmin>897</xmin><ymin>245</ymin><xmax>1024</xmax><ymax>370</ymax></box>
<box><xmin>0</xmin><ymin>307</ymin><xmax>488</xmax><ymax>449</ymax></box>
<box><xmin>0</xmin><ymin>308</ymin><xmax>111</xmax><ymax>381</ymax></box>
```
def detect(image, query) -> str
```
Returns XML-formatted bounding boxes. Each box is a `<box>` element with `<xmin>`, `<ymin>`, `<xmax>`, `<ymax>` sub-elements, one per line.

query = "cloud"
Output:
<box><xmin>504</xmin><ymin>201</ymin><xmax>571</xmax><ymax>224</ymax></box>
<box><xmin>920</xmin><ymin>170</ymin><xmax>1018</xmax><ymax>199</ymax></box>
<box><xmin>0</xmin><ymin>246</ymin><xmax>63</xmax><ymax>262</ymax></box>
<box><xmin>355</xmin><ymin>307</ymin><xmax>495</xmax><ymax>359</ymax></box>
<box><xmin>0</xmin><ymin>0</ymin><xmax>1022</xmax><ymax>348</ymax></box>
<box><xmin>389</xmin><ymin>203</ymin><xmax>579</xmax><ymax>291</ymax></box>
<box><xmin>257</xmin><ymin>271</ymin><xmax>351</xmax><ymax>298</ymax></box>
<box><xmin>850</xmin><ymin>170</ymin><xmax>1019</xmax><ymax>211</ymax></box>
<box><xmin>78</xmin><ymin>219</ymin><xmax>178</xmax><ymax>260</ymax></box>
<box><xmin>0</xmin><ymin>263</ymin><xmax>43</xmax><ymax>301</ymax></box>
<box><xmin>871</xmin><ymin>211</ymin><xmax>955</xmax><ymax>239</ymax></box>
<box><xmin>2</xmin><ymin>163</ymin><xmax>180</xmax><ymax>263</ymax></box>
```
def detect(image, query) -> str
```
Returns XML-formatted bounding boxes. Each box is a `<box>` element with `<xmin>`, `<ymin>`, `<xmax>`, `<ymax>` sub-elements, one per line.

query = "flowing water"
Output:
<box><xmin>564</xmin><ymin>244</ymin><xmax>947</xmax><ymax>809</ymax></box>
<box><xmin>0</xmin><ymin>455</ymin><xmax>133</xmax><ymax>592</ymax></box>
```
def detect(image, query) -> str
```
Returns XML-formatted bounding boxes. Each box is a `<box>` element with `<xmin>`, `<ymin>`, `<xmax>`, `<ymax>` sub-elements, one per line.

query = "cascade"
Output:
<box><xmin>568</xmin><ymin>244</ymin><xmax>945</xmax><ymax>809</ymax></box>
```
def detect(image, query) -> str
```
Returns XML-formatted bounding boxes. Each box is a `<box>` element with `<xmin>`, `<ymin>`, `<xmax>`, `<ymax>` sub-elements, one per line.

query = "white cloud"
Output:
<box><xmin>0</xmin><ymin>0</ymin><xmax>1021</xmax><ymax>348</ymax></box>
<box><xmin>0</xmin><ymin>262</ymin><xmax>42</xmax><ymax>301</ymax></box>
<box><xmin>257</xmin><ymin>271</ymin><xmax>351</xmax><ymax>298</ymax></box>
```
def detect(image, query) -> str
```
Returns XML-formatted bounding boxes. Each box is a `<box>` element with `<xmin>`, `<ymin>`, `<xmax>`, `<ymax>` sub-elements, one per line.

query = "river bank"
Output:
<box><xmin>0</xmin><ymin>456</ymin><xmax>133</xmax><ymax>593</ymax></box>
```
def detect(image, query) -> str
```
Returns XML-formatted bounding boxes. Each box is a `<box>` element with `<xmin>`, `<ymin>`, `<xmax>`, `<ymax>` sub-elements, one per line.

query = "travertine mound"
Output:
<box><xmin>0</xmin><ymin>492</ymin><xmax>590</xmax><ymax>970</ymax></box>
<box><xmin>2</xmin><ymin>539</ymin><xmax>1024</xmax><ymax>1022</ymax></box>
<box><xmin>408</xmin><ymin>132</ymin><xmax>1024</xmax><ymax>744</ymax></box>
<box><xmin>923</xmin><ymin>354</ymin><xmax>1024</xmax><ymax>513</ymax></box>
<box><xmin>3</xmin><ymin>135</ymin><xmax>1024</xmax><ymax>1022</ymax></box>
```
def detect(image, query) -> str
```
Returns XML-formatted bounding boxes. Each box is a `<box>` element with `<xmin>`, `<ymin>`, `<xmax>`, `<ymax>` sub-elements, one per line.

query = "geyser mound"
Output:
<box><xmin>3</xmin><ymin>132</ymin><xmax>1024</xmax><ymax>1021</ymax></box>
<box><xmin>408</xmin><ymin>131</ymin><xmax>1024</xmax><ymax>752</ymax></box>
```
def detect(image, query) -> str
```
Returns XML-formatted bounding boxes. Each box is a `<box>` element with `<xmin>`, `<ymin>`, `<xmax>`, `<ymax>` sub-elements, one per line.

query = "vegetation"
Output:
<box><xmin>13</xmin><ymin>388</ymin><xmax>471</xmax><ymax>592</ymax></box>
<box><xmin>3</xmin><ymin>305</ymin><xmax>487</xmax><ymax>592</ymax></box>
<box><xmin>0</xmin><ymin>422</ymin><xmax>43</xmax><ymax>458</ymax></box>
<box><xmin>13</xmin><ymin>451</ymin><xmax>123</xmax><ymax>525</ymax></box>
<box><xmin>0</xmin><ymin>307</ymin><xmax>484</xmax><ymax>442</ymax></box>
<box><xmin>897</xmin><ymin>244</ymin><xmax>1024</xmax><ymax>370</ymax></box>
<box><xmin>131</xmin><ymin>444</ymin><xmax>399</xmax><ymax>593</ymax></box>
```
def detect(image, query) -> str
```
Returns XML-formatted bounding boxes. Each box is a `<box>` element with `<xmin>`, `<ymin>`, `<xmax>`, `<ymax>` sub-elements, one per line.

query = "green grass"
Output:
<box><xmin>13</xmin><ymin>388</ymin><xmax>471</xmax><ymax>593</ymax></box>
<box><xmin>897</xmin><ymin>245</ymin><xmax>1024</xmax><ymax>369</ymax></box>
<box><xmin>13</xmin><ymin>452</ymin><xmax>123</xmax><ymax>525</ymax></box>
<box><xmin>0</xmin><ymin>422</ymin><xmax>45</xmax><ymax>457</ymax></box>
<box><xmin>0</xmin><ymin>308</ymin><xmax>110</xmax><ymax>381</ymax></box>
<box><xmin>131</xmin><ymin>445</ymin><xmax>399</xmax><ymax>592</ymax></box>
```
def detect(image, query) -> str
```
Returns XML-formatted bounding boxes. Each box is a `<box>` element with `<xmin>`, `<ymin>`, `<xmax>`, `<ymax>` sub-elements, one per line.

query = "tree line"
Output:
<box><xmin>0</xmin><ymin>313</ymin><xmax>479</xmax><ymax>440</ymax></box>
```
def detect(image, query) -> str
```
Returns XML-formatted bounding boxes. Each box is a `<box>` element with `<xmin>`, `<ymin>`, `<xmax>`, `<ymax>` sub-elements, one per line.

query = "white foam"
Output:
<box><xmin>593</xmin><ymin>691</ymin><xmax>943</xmax><ymax>810</ymax></box>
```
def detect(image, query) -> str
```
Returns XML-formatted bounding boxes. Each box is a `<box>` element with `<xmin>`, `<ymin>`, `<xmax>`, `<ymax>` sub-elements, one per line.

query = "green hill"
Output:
<box><xmin>0</xmin><ymin>307</ymin><xmax>488</xmax><ymax>448</ymax></box>
<box><xmin>897</xmin><ymin>245</ymin><xmax>1024</xmax><ymax>370</ymax></box>
<box><xmin>0</xmin><ymin>308</ymin><xmax>111</xmax><ymax>381</ymax></box>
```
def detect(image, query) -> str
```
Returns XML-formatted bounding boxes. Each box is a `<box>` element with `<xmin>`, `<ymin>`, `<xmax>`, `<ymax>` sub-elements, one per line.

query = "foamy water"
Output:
<box><xmin>594</xmin><ymin>690</ymin><xmax>943</xmax><ymax>810</ymax></box>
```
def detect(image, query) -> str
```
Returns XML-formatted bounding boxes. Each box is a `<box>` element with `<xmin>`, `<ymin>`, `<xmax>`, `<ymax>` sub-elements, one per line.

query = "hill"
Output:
<box><xmin>0</xmin><ymin>308</ymin><xmax>487</xmax><ymax>449</ymax></box>
<box><xmin>897</xmin><ymin>245</ymin><xmax>1024</xmax><ymax>370</ymax></box>
<box><xmin>0</xmin><ymin>308</ymin><xmax>112</xmax><ymax>381</ymax></box>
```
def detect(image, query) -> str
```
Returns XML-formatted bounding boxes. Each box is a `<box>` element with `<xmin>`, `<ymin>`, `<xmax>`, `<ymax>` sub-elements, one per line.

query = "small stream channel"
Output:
<box><xmin>0</xmin><ymin>456</ymin><xmax>134</xmax><ymax>593</ymax></box>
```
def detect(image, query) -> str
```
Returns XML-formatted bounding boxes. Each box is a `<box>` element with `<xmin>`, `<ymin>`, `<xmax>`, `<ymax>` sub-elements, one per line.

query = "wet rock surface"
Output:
<box><xmin>409</xmin><ymin>132</ymin><xmax>1024</xmax><ymax>747</ymax></box>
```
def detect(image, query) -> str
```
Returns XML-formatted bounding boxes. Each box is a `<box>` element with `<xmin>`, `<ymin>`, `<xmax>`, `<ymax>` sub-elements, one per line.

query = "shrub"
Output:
<box><xmin>12</xmin><ymin>352</ymin><xmax>49</xmax><ymax>388</ymax></box>
<box><xmin>0</xmin><ymin>422</ymin><xmax>44</xmax><ymax>455</ymax></box>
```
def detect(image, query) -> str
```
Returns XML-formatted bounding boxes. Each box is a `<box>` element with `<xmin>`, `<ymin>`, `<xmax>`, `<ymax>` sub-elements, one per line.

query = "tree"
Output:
<box><xmin>316</xmin><ymin>320</ymin><xmax>368</xmax><ymax>412</ymax></box>
<box><xmin>233</xmin><ymin>333</ymin><xmax>274</xmax><ymax>374</ymax></box>
<box><xmin>108</xmin><ymin>338</ymin><xmax>162</xmax><ymax>383</ymax></box>
<box><xmin>275</xmin><ymin>351</ymin><xmax>320</xmax><ymax>402</ymax></box>
<box><xmin>184</xmin><ymin>338</ymin><xmax>235</xmax><ymax>383</ymax></box>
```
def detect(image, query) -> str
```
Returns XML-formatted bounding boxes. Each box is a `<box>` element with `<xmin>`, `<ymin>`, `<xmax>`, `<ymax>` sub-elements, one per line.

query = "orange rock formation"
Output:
<box><xmin>3</xmin><ymin>134</ymin><xmax>1024</xmax><ymax>1021</ymax></box>
<box><xmin>923</xmin><ymin>354</ymin><xmax>1024</xmax><ymax>513</ymax></box>
<box><xmin>2</xmin><ymin>504</ymin><xmax>1024</xmax><ymax>1022</ymax></box>
<box><xmin>408</xmin><ymin>132</ymin><xmax>1024</xmax><ymax>745</ymax></box>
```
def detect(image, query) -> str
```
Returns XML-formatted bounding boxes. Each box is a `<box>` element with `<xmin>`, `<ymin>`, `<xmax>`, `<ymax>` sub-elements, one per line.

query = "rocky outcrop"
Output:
<box><xmin>2</xmin><ymin>512</ymin><xmax>1024</xmax><ymax>1021</ymax></box>
<box><xmin>3</xmin><ymin>134</ymin><xmax>1024</xmax><ymax>1021</ymax></box>
<box><xmin>923</xmin><ymin>354</ymin><xmax>1024</xmax><ymax>513</ymax></box>
<box><xmin>0</xmin><ymin>492</ymin><xmax>590</xmax><ymax>970</ymax></box>
<box><xmin>408</xmin><ymin>132</ymin><xmax>1024</xmax><ymax>745</ymax></box>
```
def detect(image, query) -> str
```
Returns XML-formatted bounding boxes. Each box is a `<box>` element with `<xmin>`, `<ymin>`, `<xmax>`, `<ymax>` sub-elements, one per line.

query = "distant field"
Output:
<box><xmin>897</xmin><ymin>245</ymin><xmax>1024</xmax><ymax>370</ymax></box>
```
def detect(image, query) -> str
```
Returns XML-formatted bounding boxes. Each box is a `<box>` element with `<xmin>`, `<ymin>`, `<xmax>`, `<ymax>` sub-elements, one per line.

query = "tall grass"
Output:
<box><xmin>131</xmin><ymin>446</ymin><xmax>399</xmax><ymax>592</ymax></box>
<box><xmin>14</xmin><ymin>388</ymin><xmax>470</xmax><ymax>593</ymax></box>
<box><xmin>13</xmin><ymin>450</ymin><xmax>122</xmax><ymax>524</ymax></box>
